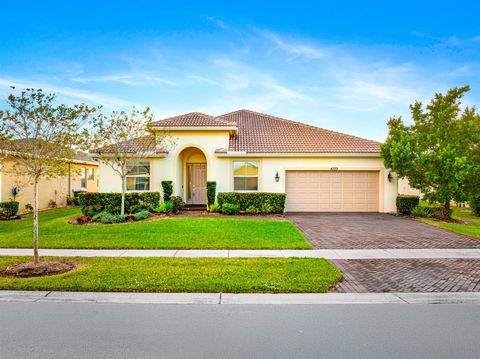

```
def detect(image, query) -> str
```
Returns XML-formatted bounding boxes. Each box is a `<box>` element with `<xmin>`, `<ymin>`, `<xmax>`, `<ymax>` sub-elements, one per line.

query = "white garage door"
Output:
<box><xmin>286</xmin><ymin>171</ymin><xmax>380</xmax><ymax>212</ymax></box>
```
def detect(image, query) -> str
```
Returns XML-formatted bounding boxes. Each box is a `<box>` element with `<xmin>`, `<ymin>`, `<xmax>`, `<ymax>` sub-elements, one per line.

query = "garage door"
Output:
<box><xmin>285</xmin><ymin>171</ymin><xmax>379</xmax><ymax>212</ymax></box>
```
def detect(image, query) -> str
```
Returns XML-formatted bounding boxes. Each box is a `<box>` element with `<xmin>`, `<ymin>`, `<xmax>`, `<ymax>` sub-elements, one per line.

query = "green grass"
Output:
<box><xmin>0</xmin><ymin>256</ymin><xmax>341</xmax><ymax>293</ymax></box>
<box><xmin>0</xmin><ymin>207</ymin><xmax>311</xmax><ymax>249</ymax></box>
<box><xmin>422</xmin><ymin>207</ymin><xmax>480</xmax><ymax>239</ymax></box>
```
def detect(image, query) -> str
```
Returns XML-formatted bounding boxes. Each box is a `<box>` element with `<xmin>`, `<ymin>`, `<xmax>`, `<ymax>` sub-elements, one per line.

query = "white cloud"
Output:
<box><xmin>0</xmin><ymin>77</ymin><xmax>138</xmax><ymax>108</ymax></box>
<box><xmin>71</xmin><ymin>72</ymin><xmax>177</xmax><ymax>87</ymax></box>
<box><xmin>187</xmin><ymin>75</ymin><xmax>220</xmax><ymax>86</ymax></box>
<box><xmin>258</xmin><ymin>30</ymin><xmax>325</xmax><ymax>59</ymax></box>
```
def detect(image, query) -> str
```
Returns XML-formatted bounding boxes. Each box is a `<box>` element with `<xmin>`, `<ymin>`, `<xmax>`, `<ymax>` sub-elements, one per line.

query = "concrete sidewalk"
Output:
<box><xmin>1</xmin><ymin>290</ymin><xmax>480</xmax><ymax>304</ymax></box>
<box><xmin>1</xmin><ymin>248</ymin><xmax>480</xmax><ymax>259</ymax></box>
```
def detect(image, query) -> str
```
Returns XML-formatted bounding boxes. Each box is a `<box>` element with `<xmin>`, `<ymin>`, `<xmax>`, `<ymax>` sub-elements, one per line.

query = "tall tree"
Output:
<box><xmin>89</xmin><ymin>108</ymin><xmax>172</xmax><ymax>215</ymax></box>
<box><xmin>0</xmin><ymin>88</ymin><xmax>96</xmax><ymax>264</ymax></box>
<box><xmin>381</xmin><ymin>86</ymin><xmax>480</xmax><ymax>217</ymax></box>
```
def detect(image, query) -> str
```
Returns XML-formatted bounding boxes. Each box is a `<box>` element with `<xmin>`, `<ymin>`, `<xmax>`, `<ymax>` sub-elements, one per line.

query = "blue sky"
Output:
<box><xmin>1</xmin><ymin>0</ymin><xmax>480</xmax><ymax>140</ymax></box>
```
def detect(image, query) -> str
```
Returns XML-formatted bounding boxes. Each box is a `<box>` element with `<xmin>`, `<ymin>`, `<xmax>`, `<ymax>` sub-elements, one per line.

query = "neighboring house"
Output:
<box><xmin>0</xmin><ymin>153</ymin><xmax>98</xmax><ymax>212</ymax></box>
<box><xmin>398</xmin><ymin>177</ymin><xmax>422</xmax><ymax>197</ymax></box>
<box><xmin>96</xmin><ymin>110</ymin><xmax>398</xmax><ymax>212</ymax></box>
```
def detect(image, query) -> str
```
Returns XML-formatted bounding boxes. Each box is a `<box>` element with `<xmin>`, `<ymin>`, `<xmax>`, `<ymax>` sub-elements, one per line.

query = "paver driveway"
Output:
<box><xmin>331</xmin><ymin>259</ymin><xmax>480</xmax><ymax>293</ymax></box>
<box><xmin>287</xmin><ymin>212</ymin><xmax>480</xmax><ymax>249</ymax></box>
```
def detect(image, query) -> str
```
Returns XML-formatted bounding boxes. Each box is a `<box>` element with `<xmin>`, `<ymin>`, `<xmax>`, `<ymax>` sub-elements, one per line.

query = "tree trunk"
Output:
<box><xmin>444</xmin><ymin>200</ymin><xmax>451</xmax><ymax>219</ymax></box>
<box><xmin>33</xmin><ymin>177</ymin><xmax>39</xmax><ymax>265</ymax></box>
<box><xmin>121</xmin><ymin>177</ymin><xmax>126</xmax><ymax>216</ymax></box>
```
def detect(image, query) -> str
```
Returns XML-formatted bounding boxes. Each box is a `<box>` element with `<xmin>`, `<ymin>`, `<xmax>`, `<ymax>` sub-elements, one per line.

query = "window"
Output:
<box><xmin>126</xmin><ymin>161</ymin><xmax>150</xmax><ymax>191</ymax></box>
<box><xmin>80</xmin><ymin>168</ymin><xmax>87</xmax><ymax>189</ymax></box>
<box><xmin>88</xmin><ymin>168</ymin><xmax>95</xmax><ymax>181</ymax></box>
<box><xmin>233</xmin><ymin>161</ymin><xmax>258</xmax><ymax>191</ymax></box>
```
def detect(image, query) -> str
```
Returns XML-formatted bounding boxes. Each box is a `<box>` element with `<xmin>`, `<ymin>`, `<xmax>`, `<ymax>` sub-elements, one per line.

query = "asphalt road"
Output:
<box><xmin>0</xmin><ymin>302</ymin><xmax>479</xmax><ymax>359</ymax></box>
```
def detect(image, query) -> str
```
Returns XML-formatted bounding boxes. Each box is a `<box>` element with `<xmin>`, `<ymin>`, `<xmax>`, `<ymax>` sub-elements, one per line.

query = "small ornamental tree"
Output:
<box><xmin>0</xmin><ymin>88</ymin><xmax>96</xmax><ymax>264</ymax></box>
<box><xmin>89</xmin><ymin>108</ymin><xmax>174</xmax><ymax>215</ymax></box>
<box><xmin>381</xmin><ymin>86</ymin><xmax>480</xmax><ymax>218</ymax></box>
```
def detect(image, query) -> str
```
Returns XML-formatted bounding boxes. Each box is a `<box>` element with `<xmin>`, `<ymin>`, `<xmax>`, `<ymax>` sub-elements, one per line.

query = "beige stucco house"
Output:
<box><xmin>0</xmin><ymin>154</ymin><xmax>98</xmax><ymax>212</ymax></box>
<box><xmin>97</xmin><ymin>110</ymin><xmax>398</xmax><ymax>212</ymax></box>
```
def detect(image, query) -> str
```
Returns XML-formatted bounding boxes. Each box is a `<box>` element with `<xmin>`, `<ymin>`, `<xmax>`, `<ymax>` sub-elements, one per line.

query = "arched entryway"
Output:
<box><xmin>176</xmin><ymin>146</ymin><xmax>207</xmax><ymax>205</ymax></box>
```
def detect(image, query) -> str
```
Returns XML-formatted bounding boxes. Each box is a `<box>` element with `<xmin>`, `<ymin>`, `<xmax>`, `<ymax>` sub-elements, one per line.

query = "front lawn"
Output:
<box><xmin>0</xmin><ymin>256</ymin><xmax>341</xmax><ymax>293</ymax></box>
<box><xmin>0</xmin><ymin>207</ymin><xmax>311</xmax><ymax>249</ymax></box>
<box><xmin>422</xmin><ymin>207</ymin><xmax>480</xmax><ymax>239</ymax></box>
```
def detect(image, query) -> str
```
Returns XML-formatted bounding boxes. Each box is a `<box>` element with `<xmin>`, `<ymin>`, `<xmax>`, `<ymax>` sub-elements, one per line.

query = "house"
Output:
<box><xmin>97</xmin><ymin>110</ymin><xmax>398</xmax><ymax>212</ymax></box>
<box><xmin>0</xmin><ymin>153</ymin><xmax>98</xmax><ymax>212</ymax></box>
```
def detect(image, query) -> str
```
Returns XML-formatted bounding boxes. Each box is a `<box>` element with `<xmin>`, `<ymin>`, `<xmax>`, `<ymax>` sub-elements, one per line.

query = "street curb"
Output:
<box><xmin>0</xmin><ymin>291</ymin><xmax>479</xmax><ymax>305</ymax></box>
<box><xmin>1</xmin><ymin>248</ymin><xmax>480</xmax><ymax>259</ymax></box>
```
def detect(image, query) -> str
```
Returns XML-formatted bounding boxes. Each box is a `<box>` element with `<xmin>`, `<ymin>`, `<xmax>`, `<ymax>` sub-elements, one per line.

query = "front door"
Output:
<box><xmin>187</xmin><ymin>163</ymin><xmax>207</xmax><ymax>204</ymax></box>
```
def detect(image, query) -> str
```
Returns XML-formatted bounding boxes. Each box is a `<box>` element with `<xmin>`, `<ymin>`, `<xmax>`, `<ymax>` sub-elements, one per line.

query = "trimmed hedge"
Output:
<box><xmin>161</xmin><ymin>181</ymin><xmax>173</xmax><ymax>202</ymax></box>
<box><xmin>206</xmin><ymin>181</ymin><xmax>216</xmax><ymax>206</ymax></box>
<box><xmin>396</xmin><ymin>195</ymin><xmax>420</xmax><ymax>215</ymax></box>
<box><xmin>78</xmin><ymin>192</ymin><xmax>160</xmax><ymax>215</ymax></box>
<box><xmin>217</xmin><ymin>192</ymin><xmax>286</xmax><ymax>214</ymax></box>
<box><xmin>0</xmin><ymin>201</ymin><xmax>19</xmax><ymax>219</ymax></box>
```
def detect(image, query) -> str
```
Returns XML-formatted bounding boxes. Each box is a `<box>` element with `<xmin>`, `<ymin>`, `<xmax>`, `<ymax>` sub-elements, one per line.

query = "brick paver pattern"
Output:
<box><xmin>331</xmin><ymin>259</ymin><xmax>480</xmax><ymax>293</ymax></box>
<box><xmin>287</xmin><ymin>213</ymin><xmax>480</xmax><ymax>249</ymax></box>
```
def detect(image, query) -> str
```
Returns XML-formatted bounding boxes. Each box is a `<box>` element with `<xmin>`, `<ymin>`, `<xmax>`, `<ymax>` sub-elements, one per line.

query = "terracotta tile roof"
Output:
<box><xmin>151</xmin><ymin>112</ymin><xmax>236</xmax><ymax>127</ymax></box>
<box><xmin>216</xmin><ymin>110</ymin><xmax>380</xmax><ymax>153</ymax></box>
<box><xmin>92</xmin><ymin>136</ymin><xmax>166</xmax><ymax>154</ymax></box>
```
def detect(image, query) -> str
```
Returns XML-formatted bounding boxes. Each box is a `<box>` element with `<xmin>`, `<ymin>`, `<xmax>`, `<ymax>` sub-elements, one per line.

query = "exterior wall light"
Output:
<box><xmin>275</xmin><ymin>171</ymin><xmax>280</xmax><ymax>182</ymax></box>
<box><xmin>387</xmin><ymin>172</ymin><xmax>394</xmax><ymax>182</ymax></box>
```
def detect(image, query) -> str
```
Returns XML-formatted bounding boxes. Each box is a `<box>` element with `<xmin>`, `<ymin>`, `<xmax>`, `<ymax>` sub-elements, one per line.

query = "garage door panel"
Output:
<box><xmin>286</xmin><ymin>171</ymin><xmax>379</xmax><ymax>212</ymax></box>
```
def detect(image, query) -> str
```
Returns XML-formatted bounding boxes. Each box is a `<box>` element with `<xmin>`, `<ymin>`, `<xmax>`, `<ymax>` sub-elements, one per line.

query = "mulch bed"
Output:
<box><xmin>1</xmin><ymin>260</ymin><xmax>77</xmax><ymax>278</ymax></box>
<box><xmin>68</xmin><ymin>211</ymin><xmax>286</xmax><ymax>225</ymax></box>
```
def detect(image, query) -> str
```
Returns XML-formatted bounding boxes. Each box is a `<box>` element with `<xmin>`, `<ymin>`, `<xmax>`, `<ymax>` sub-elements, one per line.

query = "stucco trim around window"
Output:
<box><xmin>126</xmin><ymin>161</ymin><xmax>151</xmax><ymax>192</ymax></box>
<box><xmin>232</xmin><ymin>160</ymin><xmax>259</xmax><ymax>192</ymax></box>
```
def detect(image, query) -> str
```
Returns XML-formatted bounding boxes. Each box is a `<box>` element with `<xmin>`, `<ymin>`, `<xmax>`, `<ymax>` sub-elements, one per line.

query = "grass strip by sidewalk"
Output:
<box><xmin>0</xmin><ymin>257</ymin><xmax>342</xmax><ymax>293</ymax></box>
<box><xmin>422</xmin><ymin>207</ymin><xmax>480</xmax><ymax>239</ymax></box>
<box><xmin>0</xmin><ymin>208</ymin><xmax>311</xmax><ymax>249</ymax></box>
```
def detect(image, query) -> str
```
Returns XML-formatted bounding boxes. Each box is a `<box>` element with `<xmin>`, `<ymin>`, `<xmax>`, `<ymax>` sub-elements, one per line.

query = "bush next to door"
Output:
<box><xmin>217</xmin><ymin>192</ymin><xmax>286</xmax><ymax>214</ymax></box>
<box><xmin>78</xmin><ymin>192</ymin><xmax>160</xmax><ymax>214</ymax></box>
<box><xmin>161</xmin><ymin>180</ymin><xmax>173</xmax><ymax>202</ymax></box>
<box><xmin>0</xmin><ymin>201</ymin><xmax>19</xmax><ymax>219</ymax></box>
<box><xmin>396</xmin><ymin>195</ymin><xmax>420</xmax><ymax>215</ymax></box>
<box><xmin>206</xmin><ymin>181</ymin><xmax>216</xmax><ymax>206</ymax></box>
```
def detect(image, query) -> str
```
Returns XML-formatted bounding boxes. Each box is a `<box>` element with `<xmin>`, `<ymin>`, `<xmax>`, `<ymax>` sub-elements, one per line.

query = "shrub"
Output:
<box><xmin>24</xmin><ymin>204</ymin><xmax>33</xmax><ymax>212</ymax></box>
<box><xmin>82</xmin><ymin>204</ymin><xmax>102</xmax><ymax>217</ymax></box>
<box><xmin>222</xmin><ymin>203</ymin><xmax>239</xmax><ymax>215</ymax></box>
<box><xmin>75</xmin><ymin>215</ymin><xmax>92</xmax><ymax>224</ymax></box>
<box><xmin>411</xmin><ymin>204</ymin><xmax>435</xmax><ymax>218</ymax></box>
<box><xmin>92</xmin><ymin>212</ymin><xmax>127</xmax><ymax>224</ymax></box>
<box><xmin>154</xmin><ymin>201</ymin><xmax>174</xmax><ymax>214</ymax></box>
<box><xmin>217</xmin><ymin>192</ymin><xmax>286</xmax><ymax>214</ymax></box>
<box><xmin>161</xmin><ymin>181</ymin><xmax>173</xmax><ymax>202</ymax></box>
<box><xmin>78</xmin><ymin>192</ymin><xmax>160</xmax><ymax>214</ymax></box>
<box><xmin>206</xmin><ymin>181</ymin><xmax>216</xmax><ymax>206</ymax></box>
<box><xmin>170</xmin><ymin>196</ymin><xmax>185</xmax><ymax>214</ymax></box>
<box><xmin>67</xmin><ymin>196</ymin><xmax>79</xmax><ymax>206</ymax></box>
<box><xmin>396</xmin><ymin>195</ymin><xmax>420</xmax><ymax>215</ymax></box>
<box><xmin>92</xmin><ymin>212</ymin><xmax>116</xmax><ymax>224</ymax></box>
<box><xmin>260</xmin><ymin>203</ymin><xmax>273</xmax><ymax>214</ymax></box>
<box><xmin>0</xmin><ymin>201</ymin><xmax>20</xmax><ymax>219</ymax></box>
<box><xmin>48</xmin><ymin>200</ymin><xmax>56</xmax><ymax>209</ymax></box>
<box><xmin>411</xmin><ymin>203</ymin><xmax>448</xmax><ymax>219</ymax></box>
<box><xmin>128</xmin><ymin>204</ymin><xmax>144</xmax><ymax>214</ymax></box>
<box><xmin>470</xmin><ymin>195</ymin><xmax>480</xmax><ymax>216</ymax></box>
<box><xmin>245</xmin><ymin>205</ymin><xmax>258</xmax><ymax>215</ymax></box>
<box><xmin>208</xmin><ymin>203</ymin><xmax>221</xmax><ymax>213</ymax></box>
<box><xmin>133</xmin><ymin>211</ymin><xmax>151</xmax><ymax>221</ymax></box>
